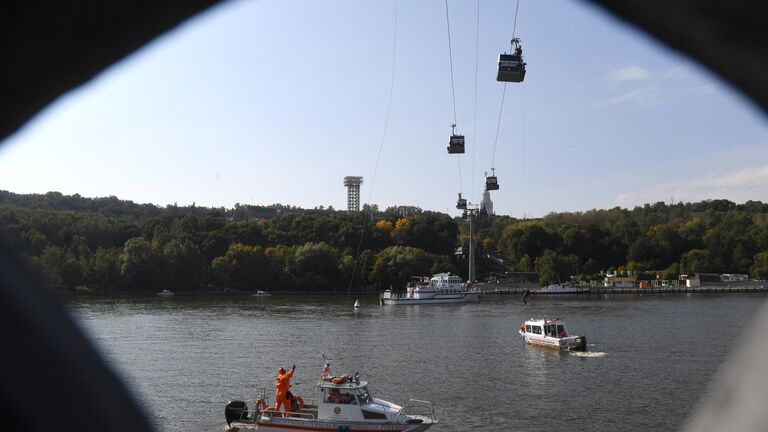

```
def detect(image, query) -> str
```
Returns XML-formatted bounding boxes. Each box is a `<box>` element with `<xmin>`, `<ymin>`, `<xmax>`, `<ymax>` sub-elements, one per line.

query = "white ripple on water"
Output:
<box><xmin>570</xmin><ymin>351</ymin><xmax>607</xmax><ymax>358</ymax></box>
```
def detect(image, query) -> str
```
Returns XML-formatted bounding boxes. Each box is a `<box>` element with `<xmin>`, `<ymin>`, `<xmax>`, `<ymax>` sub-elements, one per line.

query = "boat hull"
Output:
<box><xmin>519</xmin><ymin>330</ymin><xmax>587</xmax><ymax>351</ymax></box>
<box><xmin>381</xmin><ymin>292</ymin><xmax>480</xmax><ymax>305</ymax></box>
<box><xmin>229</xmin><ymin>418</ymin><xmax>433</xmax><ymax>432</ymax></box>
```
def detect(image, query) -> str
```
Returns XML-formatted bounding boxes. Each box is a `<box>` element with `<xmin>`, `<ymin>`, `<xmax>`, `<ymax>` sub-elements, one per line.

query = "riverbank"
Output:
<box><xmin>482</xmin><ymin>282</ymin><xmax>768</xmax><ymax>295</ymax></box>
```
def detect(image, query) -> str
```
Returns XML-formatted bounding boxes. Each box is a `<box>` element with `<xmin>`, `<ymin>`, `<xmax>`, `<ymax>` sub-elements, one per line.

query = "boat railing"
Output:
<box><xmin>260</xmin><ymin>406</ymin><xmax>317</xmax><ymax>420</ymax></box>
<box><xmin>395</xmin><ymin>399</ymin><xmax>437</xmax><ymax>424</ymax></box>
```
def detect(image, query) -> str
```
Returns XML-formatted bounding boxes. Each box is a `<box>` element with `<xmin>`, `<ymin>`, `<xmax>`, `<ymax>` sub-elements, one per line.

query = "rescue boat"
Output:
<box><xmin>518</xmin><ymin>317</ymin><xmax>587</xmax><ymax>351</ymax></box>
<box><xmin>225</xmin><ymin>355</ymin><xmax>437</xmax><ymax>431</ymax></box>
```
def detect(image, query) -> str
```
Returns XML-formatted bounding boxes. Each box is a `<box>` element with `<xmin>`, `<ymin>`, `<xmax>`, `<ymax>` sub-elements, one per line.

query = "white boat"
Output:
<box><xmin>250</xmin><ymin>290</ymin><xmax>272</xmax><ymax>297</ymax></box>
<box><xmin>518</xmin><ymin>317</ymin><xmax>587</xmax><ymax>351</ymax></box>
<box><xmin>534</xmin><ymin>283</ymin><xmax>578</xmax><ymax>294</ymax></box>
<box><xmin>157</xmin><ymin>290</ymin><xmax>175</xmax><ymax>297</ymax></box>
<box><xmin>380</xmin><ymin>273</ymin><xmax>481</xmax><ymax>305</ymax></box>
<box><xmin>353</xmin><ymin>299</ymin><xmax>361</xmax><ymax>308</ymax></box>
<box><xmin>225</xmin><ymin>355</ymin><xmax>437</xmax><ymax>431</ymax></box>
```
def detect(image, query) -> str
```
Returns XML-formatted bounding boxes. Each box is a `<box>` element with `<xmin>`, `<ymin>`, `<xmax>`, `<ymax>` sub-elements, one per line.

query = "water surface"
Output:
<box><xmin>69</xmin><ymin>293</ymin><xmax>766</xmax><ymax>431</ymax></box>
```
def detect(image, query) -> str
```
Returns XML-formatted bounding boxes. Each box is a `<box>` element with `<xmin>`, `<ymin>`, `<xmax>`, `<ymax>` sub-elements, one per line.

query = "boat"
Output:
<box><xmin>380</xmin><ymin>273</ymin><xmax>481</xmax><ymax>305</ymax></box>
<box><xmin>518</xmin><ymin>317</ymin><xmax>587</xmax><ymax>351</ymax></box>
<box><xmin>353</xmin><ymin>299</ymin><xmax>361</xmax><ymax>309</ymax></box>
<box><xmin>534</xmin><ymin>283</ymin><xmax>578</xmax><ymax>294</ymax></box>
<box><xmin>224</xmin><ymin>355</ymin><xmax>437</xmax><ymax>431</ymax></box>
<box><xmin>250</xmin><ymin>290</ymin><xmax>272</xmax><ymax>297</ymax></box>
<box><xmin>157</xmin><ymin>290</ymin><xmax>175</xmax><ymax>297</ymax></box>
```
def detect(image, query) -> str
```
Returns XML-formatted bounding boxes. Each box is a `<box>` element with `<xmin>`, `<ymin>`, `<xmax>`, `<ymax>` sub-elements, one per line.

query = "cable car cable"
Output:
<box><xmin>445</xmin><ymin>0</ymin><xmax>463</xmax><ymax>195</ymax></box>
<box><xmin>345</xmin><ymin>0</ymin><xmax>398</xmax><ymax>301</ymax></box>
<box><xmin>444</xmin><ymin>0</ymin><xmax>458</xmax><ymax>125</ymax></box>
<box><xmin>471</xmin><ymin>0</ymin><xmax>480</xmax><ymax>202</ymax></box>
<box><xmin>521</xmin><ymin>83</ymin><xmax>528</xmax><ymax>218</ymax></box>
<box><xmin>489</xmin><ymin>0</ymin><xmax>522</xmax><ymax>186</ymax></box>
<box><xmin>512</xmin><ymin>0</ymin><xmax>520</xmax><ymax>39</ymax></box>
<box><xmin>490</xmin><ymin>83</ymin><xmax>507</xmax><ymax>168</ymax></box>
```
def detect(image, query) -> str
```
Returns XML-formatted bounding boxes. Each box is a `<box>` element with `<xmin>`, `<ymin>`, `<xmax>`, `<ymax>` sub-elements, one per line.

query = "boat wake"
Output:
<box><xmin>570</xmin><ymin>351</ymin><xmax>606</xmax><ymax>358</ymax></box>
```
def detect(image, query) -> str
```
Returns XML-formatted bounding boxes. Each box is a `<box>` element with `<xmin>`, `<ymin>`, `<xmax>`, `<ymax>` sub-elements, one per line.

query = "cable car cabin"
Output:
<box><xmin>485</xmin><ymin>175</ymin><xmax>499</xmax><ymax>191</ymax></box>
<box><xmin>456</xmin><ymin>193</ymin><xmax>467</xmax><ymax>210</ymax></box>
<box><xmin>497</xmin><ymin>53</ymin><xmax>525</xmax><ymax>82</ymax></box>
<box><xmin>447</xmin><ymin>134</ymin><xmax>465</xmax><ymax>154</ymax></box>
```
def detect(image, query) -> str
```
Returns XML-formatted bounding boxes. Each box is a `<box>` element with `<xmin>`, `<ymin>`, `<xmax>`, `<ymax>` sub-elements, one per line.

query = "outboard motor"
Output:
<box><xmin>225</xmin><ymin>400</ymin><xmax>249</xmax><ymax>426</ymax></box>
<box><xmin>572</xmin><ymin>336</ymin><xmax>588</xmax><ymax>351</ymax></box>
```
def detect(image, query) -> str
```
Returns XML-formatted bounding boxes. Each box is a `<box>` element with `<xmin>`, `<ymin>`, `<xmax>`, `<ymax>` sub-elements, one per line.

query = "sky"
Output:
<box><xmin>1</xmin><ymin>0</ymin><xmax>767</xmax><ymax>218</ymax></box>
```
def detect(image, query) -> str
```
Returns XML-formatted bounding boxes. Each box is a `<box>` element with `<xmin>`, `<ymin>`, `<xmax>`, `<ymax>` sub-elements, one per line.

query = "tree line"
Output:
<box><xmin>0</xmin><ymin>190</ymin><xmax>766</xmax><ymax>292</ymax></box>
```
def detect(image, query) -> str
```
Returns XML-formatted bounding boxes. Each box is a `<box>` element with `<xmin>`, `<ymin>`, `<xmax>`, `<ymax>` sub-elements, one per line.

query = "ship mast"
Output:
<box><xmin>468</xmin><ymin>211</ymin><xmax>475</xmax><ymax>283</ymax></box>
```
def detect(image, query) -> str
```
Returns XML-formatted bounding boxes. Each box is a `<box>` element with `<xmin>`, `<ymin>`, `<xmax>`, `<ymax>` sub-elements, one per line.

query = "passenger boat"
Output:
<box><xmin>380</xmin><ymin>273</ymin><xmax>481</xmax><ymax>305</ymax></box>
<box><xmin>518</xmin><ymin>318</ymin><xmax>587</xmax><ymax>351</ymax></box>
<box><xmin>225</xmin><ymin>355</ymin><xmax>437</xmax><ymax>431</ymax></box>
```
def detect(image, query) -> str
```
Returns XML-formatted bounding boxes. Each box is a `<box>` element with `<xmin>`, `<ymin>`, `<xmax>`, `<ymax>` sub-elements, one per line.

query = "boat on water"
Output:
<box><xmin>225</xmin><ymin>355</ymin><xmax>437</xmax><ymax>431</ymax></box>
<box><xmin>380</xmin><ymin>273</ymin><xmax>481</xmax><ymax>305</ymax></box>
<box><xmin>157</xmin><ymin>290</ymin><xmax>175</xmax><ymax>297</ymax></box>
<box><xmin>534</xmin><ymin>283</ymin><xmax>578</xmax><ymax>294</ymax></box>
<box><xmin>519</xmin><ymin>318</ymin><xmax>587</xmax><ymax>351</ymax></box>
<box><xmin>250</xmin><ymin>290</ymin><xmax>272</xmax><ymax>297</ymax></box>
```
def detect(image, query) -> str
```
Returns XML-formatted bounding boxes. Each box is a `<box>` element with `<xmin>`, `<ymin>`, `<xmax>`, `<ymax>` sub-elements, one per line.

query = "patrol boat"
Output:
<box><xmin>518</xmin><ymin>317</ymin><xmax>587</xmax><ymax>351</ymax></box>
<box><xmin>380</xmin><ymin>273</ymin><xmax>481</xmax><ymax>305</ymax></box>
<box><xmin>225</xmin><ymin>355</ymin><xmax>437</xmax><ymax>431</ymax></box>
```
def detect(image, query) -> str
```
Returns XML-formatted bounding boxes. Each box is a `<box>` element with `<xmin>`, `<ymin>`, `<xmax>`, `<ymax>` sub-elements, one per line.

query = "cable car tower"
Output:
<box><xmin>344</xmin><ymin>176</ymin><xmax>363</xmax><ymax>212</ymax></box>
<box><xmin>458</xmin><ymin>201</ymin><xmax>481</xmax><ymax>283</ymax></box>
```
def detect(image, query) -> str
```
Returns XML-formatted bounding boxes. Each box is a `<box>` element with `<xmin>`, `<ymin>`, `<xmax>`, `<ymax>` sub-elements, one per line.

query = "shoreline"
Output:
<box><xmin>481</xmin><ymin>283</ymin><xmax>768</xmax><ymax>295</ymax></box>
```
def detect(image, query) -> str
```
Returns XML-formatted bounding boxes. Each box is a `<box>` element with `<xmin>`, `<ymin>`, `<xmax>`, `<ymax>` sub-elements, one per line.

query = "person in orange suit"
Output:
<box><xmin>274</xmin><ymin>365</ymin><xmax>295</xmax><ymax>415</ymax></box>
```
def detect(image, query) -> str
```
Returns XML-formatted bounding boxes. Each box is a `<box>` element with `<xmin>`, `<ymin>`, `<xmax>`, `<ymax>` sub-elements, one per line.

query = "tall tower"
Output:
<box><xmin>480</xmin><ymin>189</ymin><xmax>494</xmax><ymax>215</ymax></box>
<box><xmin>344</xmin><ymin>176</ymin><xmax>363</xmax><ymax>211</ymax></box>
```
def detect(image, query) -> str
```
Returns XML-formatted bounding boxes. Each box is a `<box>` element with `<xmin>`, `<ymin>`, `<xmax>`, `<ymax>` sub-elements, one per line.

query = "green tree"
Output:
<box><xmin>119</xmin><ymin>237</ymin><xmax>159</xmax><ymax>292</ymax></box>
<box><xmin>370</xmin><ymin>246</ymin><xmax>433</xmax><ymax>289</ymax></box>
<box><xmin>750</xmin><ymin>252</ymin><xmax>768</xmax><ymax>280</ymax></box>
<box><xmin>680</xmin><ymin>249</ymin><xmax>709</xmax><ymax>275</ymax></box>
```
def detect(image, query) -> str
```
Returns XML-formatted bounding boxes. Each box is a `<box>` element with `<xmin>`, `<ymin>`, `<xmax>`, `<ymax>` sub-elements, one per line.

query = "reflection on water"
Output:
<box><xmin>67</xmin><ymin>293</ymin><xmax>765</xmax><ymax>432</ymax></box>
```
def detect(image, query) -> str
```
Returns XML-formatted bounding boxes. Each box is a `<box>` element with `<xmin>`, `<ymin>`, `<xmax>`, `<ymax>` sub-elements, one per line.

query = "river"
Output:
<box><xmin>68</xmin><ymin>293</ymin><xmax>766</xmax><ymax>431</ymax></box>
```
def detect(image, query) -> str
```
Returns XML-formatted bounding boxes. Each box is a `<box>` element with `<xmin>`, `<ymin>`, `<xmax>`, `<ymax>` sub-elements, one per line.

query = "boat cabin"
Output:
<box><xmin>315</xmin><ymin>378</ymin><xmax>391</xmax><ymax>422</ymax></box>
<box><xmin>497</xmin><ymin>38</ymin><xmax>526</xmax><ymax>83</ymax></box>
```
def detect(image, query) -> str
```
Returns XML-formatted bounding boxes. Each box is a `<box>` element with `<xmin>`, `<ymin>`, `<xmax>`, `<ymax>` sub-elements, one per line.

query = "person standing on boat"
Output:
<box><xmin>286</xmin><ymin>391</ymin><xmax>305</xmax><ymax>413</ymax></box>
<box><xmin>274</xmin><ymin>365</ymin><xmax>295</xmax><ymax>414</ymax></box>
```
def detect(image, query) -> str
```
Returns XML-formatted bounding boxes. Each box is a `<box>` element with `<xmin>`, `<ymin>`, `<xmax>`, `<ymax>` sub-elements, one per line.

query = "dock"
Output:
<box><xmin>482</xmin><ymin>283</ymin><xmax>768</xmax><ymax>295</ymax></box>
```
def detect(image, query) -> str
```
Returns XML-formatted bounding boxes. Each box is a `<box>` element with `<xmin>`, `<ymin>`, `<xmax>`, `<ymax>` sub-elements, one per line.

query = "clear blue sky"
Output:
<box><xmin>1</xmin><ymin>0</ymin><xmax>766</xmax><ymax>218</ymax></box>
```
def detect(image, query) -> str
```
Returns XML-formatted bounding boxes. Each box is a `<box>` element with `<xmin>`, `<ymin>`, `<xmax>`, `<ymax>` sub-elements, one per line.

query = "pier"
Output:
<box><xmin>482</xmin><ymin>283</ymin><xmax>768</xmax><ymax>295</ymax></box>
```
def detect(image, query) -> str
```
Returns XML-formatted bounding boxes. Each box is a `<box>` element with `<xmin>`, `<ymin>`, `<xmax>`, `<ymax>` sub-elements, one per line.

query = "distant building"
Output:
<box><xmin>343</xmin><ymin>176</ymin><xmax>363</xmax><ymax>211</ymax></box>
<box><xmin>686</xmin><ymin>272</ymin><xmax>722</xmax><ymax>287</ymax></box>
<box><xmin>721</xmin><ymin>274</ymin><xmax>749</xmax><ymax>283</ymax></box>
<box><xmin>604</xmin><ymin>275</ymin><xmax>637</xmax><ymax>288</ymax></box>
<box><xmin>480</xmin><ymin>189</ymin><xmax>494</xmax><ymax>215</ymax></box>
